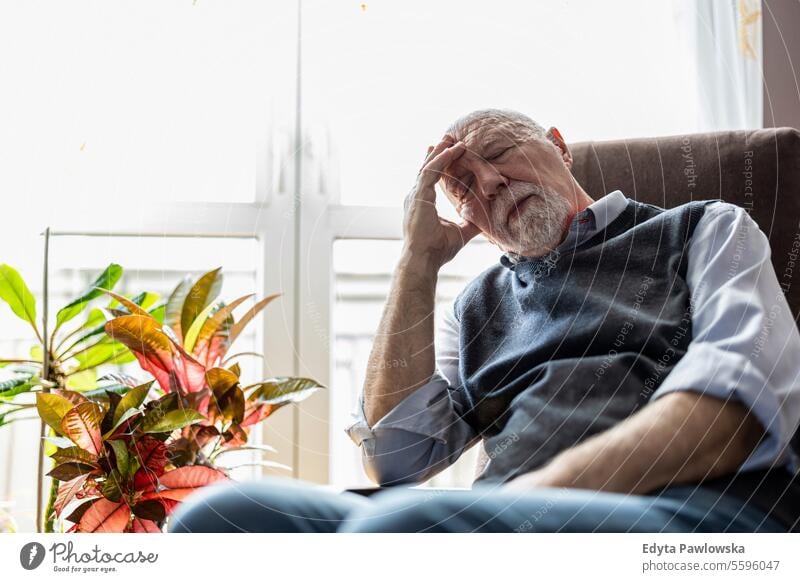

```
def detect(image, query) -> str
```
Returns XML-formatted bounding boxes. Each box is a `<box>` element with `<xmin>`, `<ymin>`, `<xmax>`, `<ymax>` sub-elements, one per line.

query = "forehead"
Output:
<box><xmin>444</xmin><ymin>122</ymin><xmax>518</xmax><ymax>178</ymax></box>
<box><xmin>451</xmin><ymin>119</ymin><xmax>516</xmax><ymax>151</ymax></box>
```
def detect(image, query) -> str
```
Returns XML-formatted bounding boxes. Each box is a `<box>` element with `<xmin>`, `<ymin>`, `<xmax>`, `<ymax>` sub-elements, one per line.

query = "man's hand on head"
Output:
<box><xmin>401</xmin><ymin>137</ymin><xmax>480</xmax><ymax>272</ymax></box>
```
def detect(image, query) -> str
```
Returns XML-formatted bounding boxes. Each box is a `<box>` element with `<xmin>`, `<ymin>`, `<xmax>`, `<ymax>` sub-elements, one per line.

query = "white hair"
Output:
<box><xmin>445</xmin><ymin>108</ymin><xmax>548</xmax><ymax>143</ymax></box>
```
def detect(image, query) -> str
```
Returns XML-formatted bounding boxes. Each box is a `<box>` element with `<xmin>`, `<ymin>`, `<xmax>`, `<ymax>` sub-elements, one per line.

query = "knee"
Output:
<box><xmin>340</xmin><ymin>489</ymin><xmax>460</xmax><ymax>533</ymax></box>
<box><xmin>168</xmin><ymin>478</ymin><xmax>316</xmax><ymax>533</ymax></box>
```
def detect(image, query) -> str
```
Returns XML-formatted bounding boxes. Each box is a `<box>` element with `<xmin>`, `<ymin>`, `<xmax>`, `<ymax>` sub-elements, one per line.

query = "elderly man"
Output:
<box><xmin>170</xmin><ymin>109</ymin><xmax>800</xmax><ymax>533</ymax></box>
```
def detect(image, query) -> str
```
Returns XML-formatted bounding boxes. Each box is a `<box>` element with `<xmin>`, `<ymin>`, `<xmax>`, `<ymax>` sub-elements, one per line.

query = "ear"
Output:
<box><xmin>546</xmin><ymin>127</ymin><xmax>573</xmax><ymax>170</ymax></box>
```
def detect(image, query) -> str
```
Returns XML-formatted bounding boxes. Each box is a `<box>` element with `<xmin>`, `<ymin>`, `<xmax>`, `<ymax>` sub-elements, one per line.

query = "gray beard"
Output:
<box><xmin>489</xmin><ymin>181</ymin><xmax>573</xmax><ymax>258</ymax></box>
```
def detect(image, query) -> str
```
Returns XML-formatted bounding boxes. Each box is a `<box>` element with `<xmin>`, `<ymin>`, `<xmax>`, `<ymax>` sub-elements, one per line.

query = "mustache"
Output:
<box><xmin>495</xmin><ymin>183</ymin><xmax>549</xmax><ymax>223</ymax></box>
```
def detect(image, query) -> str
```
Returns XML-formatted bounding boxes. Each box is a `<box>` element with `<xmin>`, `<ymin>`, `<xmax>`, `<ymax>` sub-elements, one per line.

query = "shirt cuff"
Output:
<box><xmin>344</xmin><ymin>371</ymin><xmax>478</xmax><ymax>485</ymax></box>
<box><xmin>345</xmin><ymin>370</ymin><xmax>466</xmax><ymax>446</ymax></box>
<box><xmin>650</xmin><ymin>341</ymin><xmax>796</xmax><ymax>474</ymax></box>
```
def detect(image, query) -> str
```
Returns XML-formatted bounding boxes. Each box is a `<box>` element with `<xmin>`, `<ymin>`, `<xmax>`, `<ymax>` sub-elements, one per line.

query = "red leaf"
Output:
<box><xmin>129</xmin><ymin>517</ymin><xmax>162</xmax><ymax>533</ymax></box>
<box><xmin>132</xmin><ymin>436</ymin><xmax>169</xmax><ymax>475</ymax></box>
<box><xmin>133</xmin><ymin>469</ymin><xmax>159</xmax><ymax>492</ymax></box>
<box><xmin>171</xmin><ymin>343</ymin><xmax>207</xmax><ymax>393</ymax></box>
<box><xmin>241</xmin><ymin>402</ymin><xmax>278</xmax><ymax>427</ymax></box>
<box><xmin>141</xmin><ymin>466</ymin><xmax>228</xmax><ymax>501</ymax></box>
<box><xmin>222</xmin><ymin>423</ymin><xmax>248</xmax><ymax>447</ymax></box>
<box><xmin>203</xmin><ymin>335</ymin><xmax>228</xmax><ymax>369</ymax></box>
<box><xmin>78</xmin><ymin>498</ymin><xmax>131</xmax><ymax>533</ymax></box>
<box><xmin>54</xmin><ymin>474</ymin><xmax>89</xmax><ymax>517</ymax></box>
<box><xmin>157</xmin><ymin>465</ymin><xmax>227</xmax><ymax>489</ymax></box>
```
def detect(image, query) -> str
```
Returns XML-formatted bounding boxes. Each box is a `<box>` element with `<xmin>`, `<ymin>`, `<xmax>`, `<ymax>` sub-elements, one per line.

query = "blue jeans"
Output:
<box><xmin>167</xmin><ymin>477</ymin><xmax>785</xmax><ymax>533</ymax></box>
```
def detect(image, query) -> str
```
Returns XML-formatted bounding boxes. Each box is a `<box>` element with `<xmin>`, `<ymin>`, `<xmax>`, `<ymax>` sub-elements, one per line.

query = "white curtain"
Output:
<box><xmin>685</xmin><ymin>0</ymin><xmax>764</xmax><ymax>130</ymax></box>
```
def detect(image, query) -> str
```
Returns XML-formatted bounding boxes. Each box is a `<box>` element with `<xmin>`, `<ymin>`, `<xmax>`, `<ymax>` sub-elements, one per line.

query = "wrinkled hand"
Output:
<box><xmin>503</xmin><ymin>462</ymin><xmax>577</xmax><ymax>492</ymax></box>
<box><xmin>402</xmin><ymin>137</ymin><xmax>480</xmax><ymax>269</ymax></box>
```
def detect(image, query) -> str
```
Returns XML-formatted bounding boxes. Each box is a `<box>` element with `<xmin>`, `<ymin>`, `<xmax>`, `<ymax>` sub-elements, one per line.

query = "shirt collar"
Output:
<box><xmin>502</xmin><ymin>190</ymin><xmax>629</xmax><ymax>265</ymax></box>
<box><xmin>587</xmin><ymin>189</ymin><xmax>628</xmax><ymax>233</ymax></box>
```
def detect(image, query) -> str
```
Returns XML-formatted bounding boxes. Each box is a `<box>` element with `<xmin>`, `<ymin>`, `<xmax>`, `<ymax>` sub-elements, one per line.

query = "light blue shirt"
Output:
<box><xmin>347</xmin><ymin>191</ymin><xmax>800</xmax><ymax>485</ymax></box>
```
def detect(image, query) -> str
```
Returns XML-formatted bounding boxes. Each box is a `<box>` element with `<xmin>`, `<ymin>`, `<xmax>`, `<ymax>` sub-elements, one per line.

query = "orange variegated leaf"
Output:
<box><xmin>60</xmin><ymin>402</ymin><xmax>105</xmax><ymax>456</ymax></box>
<box><xmin>54</xmin><ymin>474</ymin><xmax>89</xmax><ymax>517</ymax></box>
<box><xmin>96</xmin><ymin>288</ymin><xmax>150</xmax><ymax>317</ymax></box>
<box><xmin>105</xmin><ymin>315</ymin><xmax>206</xmax><ymax>394</ymax></box>
<box><xmin>192</xmin><ymin>294</ymin><xmax>253</xmax><ymax>361</ymax></box>
<box><xmin>225</xmin><ymin>294</ymin><xmax>280</xmax><ymax>354</ymax></box>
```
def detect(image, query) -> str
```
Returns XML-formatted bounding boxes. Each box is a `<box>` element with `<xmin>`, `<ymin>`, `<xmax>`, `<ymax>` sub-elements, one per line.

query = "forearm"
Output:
<box><xmin>535</xmin><ymin>392</ymin><xmax>765</xmax><ymax>494</ymax></box>
<box><xmin>363</xmin><ymin>251</ymin><xmax>439</xmax><ymax>426</ymax></box>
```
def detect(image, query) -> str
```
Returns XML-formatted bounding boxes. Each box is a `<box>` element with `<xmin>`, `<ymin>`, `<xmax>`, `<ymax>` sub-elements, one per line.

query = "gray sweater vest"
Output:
<box><xmin>454</xmin><ymin>198</ymin><xmax>800</xmax><ymax>531</ymax></box>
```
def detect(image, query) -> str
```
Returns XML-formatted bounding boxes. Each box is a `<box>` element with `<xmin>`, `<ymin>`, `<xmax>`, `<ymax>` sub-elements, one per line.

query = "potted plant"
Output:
<box><xmin>1</xmin><ymin>263</ymin><xmax>323</xmax><ymax>533</ymax></box>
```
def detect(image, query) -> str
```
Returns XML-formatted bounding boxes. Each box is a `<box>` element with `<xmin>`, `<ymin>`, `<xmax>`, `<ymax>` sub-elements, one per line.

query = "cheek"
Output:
<box><xmin>458</xmin><ymin>199</ymin><xmax>492</xmax><ymax>228</ymax></box>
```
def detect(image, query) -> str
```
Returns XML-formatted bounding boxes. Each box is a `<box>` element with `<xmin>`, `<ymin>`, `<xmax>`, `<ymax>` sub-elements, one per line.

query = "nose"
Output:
<box><xmin>473</xmin><ymin>161</ymin><xmax>508</xmax><ymax>200</ymax></box>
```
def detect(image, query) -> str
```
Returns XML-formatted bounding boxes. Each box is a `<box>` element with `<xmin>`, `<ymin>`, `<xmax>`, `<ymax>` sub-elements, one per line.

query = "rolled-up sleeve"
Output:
<box><xmin>344</xmin><ymin>302</ymin><xmax>478</xmax><ymax>485</ymax></box>
<box><xmin>651</xmin><ymin>202</ymin><xmax>800</xmax><ymax>473</ymax></box>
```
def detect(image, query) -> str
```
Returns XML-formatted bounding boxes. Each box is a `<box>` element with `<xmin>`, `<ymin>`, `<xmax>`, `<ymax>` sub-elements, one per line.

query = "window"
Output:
<box><xmin>303</xmin><ymin>0</ymin><xmax>700</xmax><ymax>207</ymax></box>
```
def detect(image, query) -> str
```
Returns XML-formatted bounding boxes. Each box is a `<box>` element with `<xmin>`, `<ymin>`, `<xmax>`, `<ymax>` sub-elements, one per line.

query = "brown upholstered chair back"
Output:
<box><xmin>570</xmin><ymin>128</ymin><xmax>800</xmax><ymax>321</ymax></box>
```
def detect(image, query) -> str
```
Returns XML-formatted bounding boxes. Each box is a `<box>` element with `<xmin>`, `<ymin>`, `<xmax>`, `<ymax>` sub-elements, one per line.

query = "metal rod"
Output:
<box><xmin>35</xmin><ymin>227</ymin><xmax>51</xmax><ymax>533</ymax></box>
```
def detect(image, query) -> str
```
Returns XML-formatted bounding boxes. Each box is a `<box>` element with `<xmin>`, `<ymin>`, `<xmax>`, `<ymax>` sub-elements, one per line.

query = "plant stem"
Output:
<box><xmin>35</xmin><ymin>422</ymin><xmax>45</xmax><ymax>534</ymax></box>
<box><xmin>43</xmin><ymin>473</ymin><xmax>59</xmax><ymax>533</ymax></box>
<box><xmin>36</xmin><ymin>227</ymin><xmax>51</xmax><ymax>534</ymax></box>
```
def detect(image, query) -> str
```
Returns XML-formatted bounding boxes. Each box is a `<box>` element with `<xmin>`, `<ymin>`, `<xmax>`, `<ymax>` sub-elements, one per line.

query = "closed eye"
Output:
<box><xmin>487</xmin><ymin>147</ymin><xmax>511</xmax><ymax>161</ymax></box>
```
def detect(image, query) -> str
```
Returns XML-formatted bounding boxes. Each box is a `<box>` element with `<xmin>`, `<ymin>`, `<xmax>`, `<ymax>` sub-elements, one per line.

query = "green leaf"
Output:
<box><xmin>70</xmin><ymin>342</ymin><xmax>128</xmax><ymax>373</ymax></box>
<box><xmin>36</xmin><ymin>393</ymin><xmax>76</xmax><ymax>435</ymax></box>
<box><xmin>100</xmin><ymin>474</ymin><xmax>122</xmax><ymax>503</ymax></box>
<box><xmin>30</xmin><ymin>345</ymin><xmax>44</xmax><ymax>362</ymax></box>
<box><xmin>180</xmin><ymin>268</ymin><xmax>223</xmax><ymax>343</ymax></box>
<box><xmin>0</xmin><ymin>367</ymin><xmax>35</xmax><ymax>392</ymax></box>
<box><xmin>66</xmin><ymin>368</ymin><xmax>97</xmax><ymax>391</ymax></box>
<box><xmin>58</xmin><ymin>309</ymin><xmax>109</xmax><ymax>357</ymax></box>
<box><xmin>140</xmin><ymin>408</ymin><xmax>205</xmax><ymax>433</ymax></box>
<box><xmin>130</xmin><ymin>292</ymin><xmax>159</xmax><ymax>311</ymax></box>
<box><xmin>0</xmin><ymin>383</ymin><xmax>33</xmax><ymax>401</ymax></box>
<box><xmin>183</xmin><ymin>301</ymin><xmax>218</xmax><ymax>354</ymax></box>
<box><xmin>164</xmin><ymin>277</ymin><xmax>193</xmax><ymax>339</ymax></box>
<box><xmin>56</xmin><ymin>264</ymin><xmax>123</xmax><ymax>328</ymax></box>
<box><xmin>113</xmin><ymin>382</ymin><xmax>152</xmax><ymax>425</ymax></box>
<box><xmin>149</xmin><ymin>304</ymin><xmax>166</xmax><ymax>324</ymax></box>
<box><xmin>51</xmin><ymin>446</ymin><xmax>98</xmax><ymax>466</ymax></box>
<box><xmin>47</xmin><ymin>462</ymin><xmax>97</xmax><ymax>481</ymax></box>
<box><xmin>103</xmin><ymin>407</ymin><xmax>140</xmax><ymax>439</ymax></box>
<box><xmin>246</xmin><ymin>377</ymin><xmax>325</xmax><ymax>405</ymax></box>
<box><xmin>0</xmin><ymin>264</ymin><xmax>37</xmax><ymax>329</ymax></box>
<box><xmin>107</xmin><ymin>439</ymin><xmax>129</xmax><ymax>477</ymax></box>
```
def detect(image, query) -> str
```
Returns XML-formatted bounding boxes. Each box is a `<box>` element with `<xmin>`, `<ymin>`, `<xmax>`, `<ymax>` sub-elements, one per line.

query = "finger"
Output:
<box><xmin>422</xmin><ymin>136</ymin><xmax>455</xmax><ymax>167</ymax></box>
<box><xmin>418</xmin><ymin>141</ymin><xmax>465</xmax><ymax>188</ymax></box>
